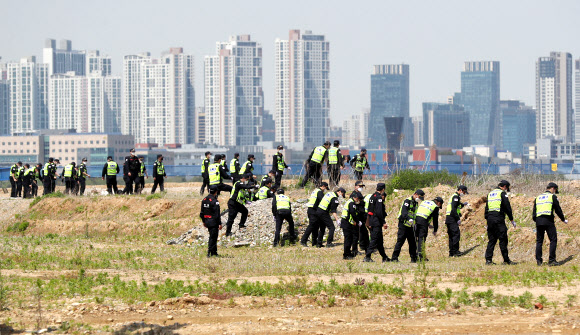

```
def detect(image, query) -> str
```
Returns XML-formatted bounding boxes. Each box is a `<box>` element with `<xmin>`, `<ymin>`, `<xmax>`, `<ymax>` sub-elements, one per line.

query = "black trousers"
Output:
<box><xmin>42</xmin><ymin>177</ymin><xmax>52</xmax><ymax>195</ymax></box>
<box><xmin>16</xmin><ymin>179</ymin><xmax>22</xmax><ymax>197</ymax></box>
<box><xmin>445</xmin><ymin>216</ymin><xmax>461</xmax><ymax>256</ymax></box>
<box><xmin>274</xmin><ymin>212</ymin><xmax>296</xmax><ymax>246</ymax></box>
<box><xmin>225</xmin><ymin>200</ymin><xmax>248</xmax><ymax>235</ymax></box>
<box><xmin>200</xmin><ymin>175</ymin><xmax>209</xmax><ymax>194</ymax></box>
<box><xmin>328</xmin><ymin>166</ymin><xmax>341</xmax><ymax>187</ymax></box>
<box><xmin>31</xmin><ymin>181</ymin><xmax>38</xmax><ymax>197</ymax></box>
<box><xmin>204</xmin><ymin>219</ymin><xmax>220</xmax><ymax>256</ymax></box>
<box><xmin>78</xmin><ymin>178</ymin><xmax>86</xmax><ymax>196</ymax></box>
<box><xmin>301</xmin><ymin>209</ymin><xmax>320</xmax><ymax>246</ymax></box>
<box><xmin>317</xmin><ymin>211</ymin><xmax>335</xmax><ymax>247</ymax></box>
<box><xmin>415</xmin><ymin>220</ymin><xmax>429</xmax><ymax>259</ymax></box>
<box><xmin>217</xmin><ymin>183</ymin><xmax>232</xmax><ymax>195</ymax></box>
<box><xmin>485</xmin><ymin>217</ymin><xmax>510</xmax><ymax>262</ymax></box>
<box><xmin>106</xmin><ymin>176</ymin><xmax>118</xmax><ymax>194</ymax></box>
<box><xmin>300</xmin><ymin>163</ymin><xmax>322</xmax><ymax>187</ymax></box>
<box><xmin>274</xmin><ymin>170</ymin><xmax>283</xmax><ymax>189</ymax></box>
<box><xmin>151</xmin><ymin>177</ymin><xmax>164</xmax><ymax>193</ymax></box>
<box><xmin>51</xmin><ymin>178</ymin><xmax>56</xmax><ymax>193</ymax></box>
<box><xmin>536</xmin><ymin>224</ymin><xmax>558</xmax><ymax>263</ymax></box>
<box><xmin>359</xmin><ymin>220</ymin><xmax>370</xmax><ymax>253</ymax></box>
<box><xmin>9</xmin><ymin>177</ymin><xmax>17</xmax><ymax>197</ymax></box>
<box><xmin>72</xmin><ymin>179</ymin><xmax>79</xmax><ymax>195</ymax></box>
<box><xmin>341</xmin><ymin>220</ymin><xmax>357</xmax><ymax>257</ymax></box>
<box><xmin>366</xmin><ymin>218</ymin><xmax>388</xmax><ymax>259</ymax></box>
<box><xmin>391</xmin><ymin>220</ymin><xmax>417</xmax><ymax>261</ymax></box>
<box><xmin>354</xmin><ymin>170</ymin><xmax>363</xmax><ymax>181</ymax></box>
<box><xmin>231</xmin><ymin>173</ymin><xmax>240</xmax><ymax>185</ymax></box>
<box><xmin>65</xmin><ymin>177</ymin><xmax>74</xmax><ymax>194</ymax></box>
<box><xmin>22</xmin><ymin>181</ymin><xmax>31</xmax><ymax>199</ymax></box>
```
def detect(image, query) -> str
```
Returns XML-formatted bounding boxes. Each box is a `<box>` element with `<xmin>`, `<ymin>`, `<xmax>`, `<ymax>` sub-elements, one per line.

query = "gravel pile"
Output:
<box><xmin>167</xmin><ymin>197</ymin><xmax>345</xmax><ymax>247</ymax></box>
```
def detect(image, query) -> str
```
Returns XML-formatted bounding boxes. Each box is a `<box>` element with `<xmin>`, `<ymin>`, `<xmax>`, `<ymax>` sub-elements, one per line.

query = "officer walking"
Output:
<box><xmin>123</xmin><ymin>149</ymin><xmax>140</xmax><ymax>194</ymax></box>
<box><xmin>42</xmin><ymin>158</ymin><xmax>55</xmax><ymax>196</ymax></box>
<box><xmin>350</xmin><ymin>148</ymin><xmax>370</xmax><ymax>181</ymax></box>
<box><xmin>136</xmin><ymin>156</ymin><xmax>147</xmax><ymax>194</ymax></box>
<box><xmin>151</xmin><ymin>154</ymin><xmax>166</xmax><ymax>194</ymax></box>
<box><xmin>300</xmin><ymin>182</ymin><xmax>328</xmax><ymax>247</ymax></box>
<box><xmin>208</xmin><ymin>156</ymin><xmax>232</xmax><ymax>194</ymax></box>
<box><xmin>415</xmin><ymin>196</ymin><xmax>444</xmax><ymax>261</ymax></box>
<box><xmin>272</xmin><ymin>145</ymin><xmax>290</xmax><ymax>190</ymax></box>
<box><xmin>21</xmin><ymin>164</ymin><xmax>32</xmax><ymax>198</ymax></box>
<box><xmin>341</xmin><ymin>191</ymin><xmax>364</xmax><ymax>259</ymax></box>
<box><xmin>225</xmin><ymin>173</ymin><xmax>257</xmax><ymax>236</ymax></box>
<box><xmin>356</xmin><ymin>181</ymin><xmax>371</xmax><ymax>254</ymax></box>
<box><xmin>533</xmin><ymin>183</ymin><xmax>567</xmax><ymax>266</ymax></box>
<box><xmin>391</xmin><ymin>189</ymin><xmax>425</xmax><ymax>263</ymax></box>
<box><xmin>271</xmin><ymin>188</ymin><xmax>296</xmax><ymax>247</ymax></box>
<box><xmin>229</xmin><ymin>153</ymin><xmax>241</xmax><ymax>184</ymax></box>
<box><xmin>51</xmin><ymin>159</ymin><xmax>60</xmax><ymax>193</ymax></box>
<box><xmin>327</xmin><ymin>140</ymin><xmax>344</xmax><ymax>188</ymax></box>
<box><xmin>484</xmin><ymin>180</ymin><xmax>517</xmax><ymax>265</ymax></box>
<box><xmin>363</xmin><ymin>183</ymin><xmax>390</xmax><ymax>263</ymax></box>
<box><xmin>200</xmin><ymin>151</ymin><xmax>212</xmax><ymax>195</ymax></box>
<box><xmin>77</xmin><ymin>158</ymin><xmax>90</xmax><ymax>196</ymax></box>
<box><xmin>102</xmin><ymin>156</ymin><xmax>119</xmax><ymax>194</ymax></box>
<box><xmin>9</xmin><ymin>161</ymin><xmax>22</xmax><ymax>198</ymax></box>
<box><xmin>300</xmin><ymin>141</ymin><xmax>330</xmax><ymax>188</ymax></box>
<box><xmin>255</xmin><ymin>178</ymin><xmax>274</xmax><ymax>200</ymax></box>
<box><xmin>317</xmin><ymin>187</ymin><xmax>346</xmax><ymax>248</ymax></box>
<box><xmin>63</xmin><ymin>162</ymin><xmax>76</xmax><ymax>194</ymax></box>
<box><xmin>445</xmin><ymin>185</ymin><xmax>469</xmax><ymax>257</ymax></box>
<box><xmin>200</xmin><ymin>185</ymin><xmax>222</xmax><ymax>257</ymax></box>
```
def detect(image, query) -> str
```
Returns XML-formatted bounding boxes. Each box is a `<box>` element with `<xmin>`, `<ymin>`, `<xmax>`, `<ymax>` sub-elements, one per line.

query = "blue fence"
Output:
<box><xmin>0</xmin><ymin>163</ymin><xmax>576</xmax><ymax>181</ymax></box>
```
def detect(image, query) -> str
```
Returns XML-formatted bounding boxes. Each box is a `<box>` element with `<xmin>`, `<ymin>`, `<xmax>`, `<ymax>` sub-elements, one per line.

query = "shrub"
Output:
<box><xmin>6</xmin><ymin>221</ymin><xmax>30</xmax><ymax>233</ymax></box>
<box><xmin>386</xmin><ymin>169</ymin><xmax>460</xmax><ymax>193</ymax></box>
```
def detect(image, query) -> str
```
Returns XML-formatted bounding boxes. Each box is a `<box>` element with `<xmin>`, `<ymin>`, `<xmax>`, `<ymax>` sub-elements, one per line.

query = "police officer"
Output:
<box><xmin>200</xmin><ymin>185</ymin><xmax>222</xmax><ymax>257</ymax></box>
<box><xmin>445</xmin><ymin>185</ymin><xmax>469</xmax><ymax>257</ymax></box>
<box><xmin>239</xmin><ymin>154</ymin><xmax>256</xmax><ymax>182</ymax></box>
<box><xmin>317</xmin><ymin>187</ymin><xmax>345</xmax><ymax>248</ymax></box>
<box><xmin>51</xmin><ymin>159</ymin><xmax>60</xmax><ymax>193</ymax></box>
<box><xmin>391</xmin><ymin>189</ymin><xmax>425</xmax><ymax>263</ymax></box>
<box><xmin>225</xmin><ymin>173</ymin><xmax>257</xmax><ymax>236</ymax></box>
<box><xmin>16</xmin><ymin>162</ymin><xmax>25</xmax><ymax>197</ymax></box>
<box><xmin>77</xmin><ymin>158</ymin><xmax>90</xmax><ymax>196</ymax></box>
<box><xmin>229</xmin><ymin>153</ymin><xmax>241</xmax><ymax>184</ymax></box>
<box><xmin>300</xmin><ymin>182</ymin><xmax>328</xmax><ymax>247</ymax></box>
<box><xmin>220</xmin><ymin>154</ymin><xmax>227</xmax><ymax>170</ymax></box>
<box><xmin>272</xmin><ymin>145</ymin><xmax>290</xmax><ymax>190</ymax></box>
<box><xmin>63</xmin><ymin>162</ymin><xmax>76</xmax><ymax>194</ymax></box>
<box><xmin>300</xmin><ymin>141</ymin><xmax>330</xmax><ymax>187</ymax></box>
<box><xmin>354</xmin><ymin>181</ymin><xmax>370</xmax><ymax>254</ymax></box>
<box><xmin>31</xmin><ymin>164</ymin><xmax>42</xmax><ymax>197</ymax></box>
<box><xmin>21</xmin><ymin>164</ymin><xmax>32</xmax><ymax>198</ymax></box>
<box><xmin>341</xmin><ymin>191</ymin><xmax>364</xmax><ymax>259</ymax></box>
<box><xmin>350</xmin><ymin>148</ymin><xmax>370</xmax><ymax>181</ymax></box>
<box><xmin>136</xmin><ymin>156</ymin><xmax>147</xmax><ymax>194</ymax></box>
<box><xmin>363</xmin><ymin>183</ymin><xmax>390</xmax><ymax>263</ymax></box>
<box><xmin>102</xmin><ymin>156</ymin><xmax>119</xmax><ymax>194</ymax></box>
<box><xmin>415</xmin><ymin>196</ymin><xmax>443</xmax><ymax>261</ymax></box>
<box><xmin>272</xmin><ymin>188</ymin><xmax>296</xmax><ymax>247</ymax></box>
<box><xmin>484</xmin><ymin>180</ymin><xmax>516</xmax><ymax>265</ymax></box>
<box><xmin>255</xmin><ymin>178</ymin><xmax>274</xmax><ymax>200</ymax></box>
<box><xmin>533</xmin><ymin>182</ymin><xmax>567</xmax><ymax>266</ymax></box>
<box><xmin>260</xmin><ymin>170</ymin><xmax>276</xmax><ymax>187</ymax></box>
<box><xmin>42</xmin><ymin>158</ymin><xmax>55</xmax><ymax>196</ymax></box>
<box><xmin>9</xmin><ymin>161</ymin><xmax>22</xmax><ymax>198</ymax></box>
<box><xmin>151</xmin><ymin>154</ymin><xmax>166</xmax><ymax>194</ymax></box>
<box><xmin>208</xmin><ymin>156</ymin><xmax>232</xmax><ymax>194</ymax></box>
<box><xmin>327</xmin><ymin>140</ymin><xmax>344</xmax><ymax>188</ymax></box>
<box><xmin>200</xmin><ymin>151</ymin><xmax>212</xmax><ymax>195</ymax></box>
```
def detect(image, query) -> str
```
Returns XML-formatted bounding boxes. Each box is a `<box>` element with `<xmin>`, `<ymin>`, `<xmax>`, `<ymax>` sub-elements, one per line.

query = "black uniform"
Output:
<box><xmin>391</xmin><ymin>197</ymin><xmax>418</xmax><ymax>262</ymax></box>
<box><xmin>272</xmin><ymin>153</ymin><xmax>288</xmax><ymax>189</ymax></box>
<box><xmin>225</xmin><ymin>181</ymin><xmax>256</xmax><ymax>236</ymax></box>
<box><xmin>42</xmin><ymin>163</ymin><xmax>55</xmax><ymax>196</ymax></box>
<box><xmin>31</xmin><ymin>167</ymin><xmax>41</xmax><ymax>197</ymax></box>
<box><xmin>136</xmin><ymin>162</ymin><xmax>147</xmax><ymax>194</ymax></box>
<box><xmin>50</xmin><ymin>162</ymin><xmax>59</xmax><ymax>193</ymax></box>
<box><xmin>300</xmin><ymin>148</ymin><xmax>328</xmax><ymax>187</ymax></box>
<box><xmin>317</xmin><ymin>194</ymin><xmax>340</xmax><ymax>247</ymax></box>
<box><xmin>533</xmin><ymin>193</ymin><xmax>566</xmax><ymax>264</ymax></box>
<box><xmin>350</xmin><ymin>154</ymin><xmax>370</xmax><ymax>181</ymax></box>
<box><xmin>445</xmin><ymin>192</ymin><xmax>464</xmax><ymax>257</ymax></box>
<box><xmin>77</xmin><ymin>163</ymin><xmax>88</xmax><ymax>196</ymax></box>
<box><xmin>301</xmin><ymin>189</ymin><xmax>325</xmax><ymax>246</ymax></box>
<box><xmin>327</xmin><ymin>148</ymin><xmax>344</xmax><ymax>187</ymax></box>
<box><xmin>341</xmin><ymin>199</ymin><xmax>363</xmax><ymax>258</ymax></box>
<box><xmin>230</xmin><ymin>158</ymin><xmax>241</xmax><ymax>184</ymax></box>
<box><xmin>365</xmin><ymin>192</ymin><xmax>389</xmax><ymax>260</ymax></box>
<box><xmin>272</xmin><ymin>196</ymin><xmax>296</xmax><ymax>246</ymax></box>
<box><xmin>124</xmin><ymin>155</ymin><xmax>140</xmax><ymax>194</ymax></box>
<box><xmin>200</xmin><ymin>194</ymin><xmax>221</xmax><ymax>256</ymax></box>
<box><xmin>16</xmin><ymin>166</ymin><xmax>24</xmax><ymax>197</ymax></box>
<box><xmin>356</xmin><ymin>198</ymin><xmax>369</xmax><ymax>254</ymax></box>
<box><xmin>151</xmin><ymin>161</ymin><xmax>166</xmax><ymax>194</ymax></box>
<box><xmin>484</xmin><ymin>190</ymin><xmax>514</xmax><ymax>263</ymax></box>
<box><xmin>9</xmin><ymin>164</ymin><xmax>19</xmax><ymax>197</ymax></box>
<box><xmin>200</xmin><ymin>158</ymin><xmax>211</xmax><ymax>195</ymax></box>
<box><xmin>415</xmin><ymin>206</ymin><xmax>440</xmax><ymax>260</ymax></box>
<box><xmin>216</xmin><ymin>164</ymin><xmax>233</xmax><ymax>194</ymax></box>
<box><xmin>22</xmin><ymin>168</ymin><xmax>32</xmax><ymax>198</ymax></box>
<box><xmin>102</xmin><ymin>162</ymin><xmax>120</xmax><ymax>194</ymax></box>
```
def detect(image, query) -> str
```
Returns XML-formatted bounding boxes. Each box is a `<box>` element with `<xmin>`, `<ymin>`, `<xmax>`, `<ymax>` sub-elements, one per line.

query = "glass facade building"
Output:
<box><xmin>422</xmin><ymin>103</ymin><xmax>469</xmax><ymax>149</ymax></box>
<box><xmin>500</xmin><ymin>100</ymin><xmax>536</xmax><ymax>155</ymax></box>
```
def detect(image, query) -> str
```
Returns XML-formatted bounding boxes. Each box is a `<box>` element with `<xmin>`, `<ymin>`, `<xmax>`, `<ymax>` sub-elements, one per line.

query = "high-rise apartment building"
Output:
<box><xmin>342</xmin><ymin>108</ymin><xmax>369</xmax><ymax>148</ymax></box>
<box><xmin>411</xmin><ymin>116</ymin><xmax>423</xmax><ymax>146</ymax></box>
<box><xmin>275</xmin><ymin>30</ymin><xmax>329</xmax><ymax>146</ymax></box>
<box><xmin>536</xmin><ymin>52</ymin><xmax>573</xmax><ymax>142</ymax></box>
<box><xmin>422</xmin><ymin>102</ymin><xmax>469</xmax><ymax>149</ymax></box>
<box><xmin>368</xmin><ymin>64</ymin><xmax>411</xmax><ymax>149</ymax></box>
<box><xmin>0</xmin><ymin>79</ymin><xmax>8</xmax><ymax>135</ymax></box>
<box><xmin>86</xmin><ymin>50</ymin><xmax>111</xmax><ymax>76</ymax></box>
<box><xmin>457</xmin><ymin>61</ymin><xmax>500</xmax><ymax>146</ymax></box>
<box><xmin>576</xmin><ymin>59</ymin><xmax>580</xmax><ymax>143</ymax></box>
<box><xmin>500</xmin><ymin>100</ymin><xmax>536</xmax><ymax>155</ymax></box>
<box><xmin>205</xmin><ymin>35</ymin><xmax>263</xmax><ymax>146</ymax></box>
<box><xmin>122</xmin><ymin>49</ymin><xmax>194</xmax><ymax>145</ymax></box>
<box><xmin>49</xmin><ymin>72</ymin><xmax>84</xmax><ymax>131</ymax></box>
<box><xmin>43</xmin><ymin>39</ymin><xmax>86</xmax><ymax>76</ymax></box>
<box><xmin>194</xmin><ymin>107</ymin><xmax>206</xmax><ymax>144</ymax></box>
<box><xmin>6</xmin><ymin>57</ymin><xmax>49</xmax><ymax>134</ymax></box>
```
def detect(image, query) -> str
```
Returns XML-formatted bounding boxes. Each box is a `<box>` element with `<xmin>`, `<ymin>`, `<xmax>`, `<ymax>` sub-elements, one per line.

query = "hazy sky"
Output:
<box><xmin>2</xmin><ymin>0</ymin><xmax>579</xmax><ymax>126</ymax></box>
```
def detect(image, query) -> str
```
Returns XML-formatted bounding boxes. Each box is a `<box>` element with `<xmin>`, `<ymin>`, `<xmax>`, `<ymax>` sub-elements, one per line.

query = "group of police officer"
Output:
<box><xmin>101</xmin><ymin>151</ymin><xmax>165</xmax><ymax>195</ymax></box>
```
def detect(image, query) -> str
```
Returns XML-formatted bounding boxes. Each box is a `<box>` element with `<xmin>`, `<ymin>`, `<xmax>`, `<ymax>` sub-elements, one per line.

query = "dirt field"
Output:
<box><xmin>2</xmin><ymin>177</ymin><xmax>580</xmax><ymax>334</ymax></box>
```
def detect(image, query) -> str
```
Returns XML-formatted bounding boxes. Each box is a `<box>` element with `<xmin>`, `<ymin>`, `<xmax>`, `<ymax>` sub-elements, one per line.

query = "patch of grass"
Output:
<box><xmin>6</xmin><ymin>221</ymin><xmax>29</xmax><ymax>233</ymax></box>
<box><xmin>146</xmin><ymin>193</ymin><xmax>162</xmax><ymax>201</ymax></box>
<box><xmin>515</xmin><ymin>291</ymin><xmax>533</xmax><ymax>309</ymax></box>
<box><xmin>29</xmin><ymin>191</ymin><xmax>65</xmax><ymax>208</ymax></box>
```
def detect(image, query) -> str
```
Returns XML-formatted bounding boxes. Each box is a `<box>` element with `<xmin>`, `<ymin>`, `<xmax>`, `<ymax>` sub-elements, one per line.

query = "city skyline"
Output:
<box><xmin>2</xmin><ymin>0</ymin><xmax>579</xmax><ymax>125</ymax></box>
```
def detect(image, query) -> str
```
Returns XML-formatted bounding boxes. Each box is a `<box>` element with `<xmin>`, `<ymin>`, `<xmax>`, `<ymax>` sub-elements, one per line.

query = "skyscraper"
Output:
<box><xmin>500</xmin><ymin>100</ymin><xmax>536</xmax><ymax>155</ymax></box>
<box><xmin>42</xmin><ymin>39</ymin><xmax>86</xmax><ymax>76</ymax></box>
<box><xmin>536</xmin><ymin>52</ymin><xmax>573</xmax><ymax>142</ymax></box>
<box><xmin>205</xmin><ymin>35</ymin><xmax>263</xmax><ymax>146</ymax></box>
<box><xmin>275</xmin><ymin>30</ymin><xmax>330</xmax><ymax>145</ymax></box>
<box><xmin>122</xmin><ymin>53</ymin><xmax>151</xmax><ymax>141</ymax></box>
<box><xmin>86</xmin><ymin>50</ymin><xmax>112</xmax><ymax>76</ymax></box>
<box><xmin>576</xmin><ymin>59</ymin><xmax>580</xmax><ymax>143</ymax></box>
<box><xmin>457</xmin><ymin>61</ymin><xmax>500</xmax><ymax>146</ymax></box>
<box><xmin>368</xmin><ymin>64</ymin><xmax>411</xmax><ymax>149</ymax></box>
<box><xmin>194</xmin><ymin>107</ymin><xmax>206</xmax><ymax>144</ymax></box>
<box><xmin>6</xmin><ymin>57</ymin><xmax>49</xmax><ymax>134</ymax></box>
<box><xmin>0</xmin><ymin>78</ymin><xmax>8</xmax><ymax>135</ymax></box>
<box><xmin>422</xmin><ymin>102</ymin><xmax>469</xmax><ymax>149</ymax></box>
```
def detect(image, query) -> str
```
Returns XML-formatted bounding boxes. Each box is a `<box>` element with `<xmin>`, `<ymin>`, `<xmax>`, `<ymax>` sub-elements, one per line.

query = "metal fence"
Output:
<box><xmin>0</xmin><ymin>163</ymin><xmax>575</xmax><ymax>181</ymax></box>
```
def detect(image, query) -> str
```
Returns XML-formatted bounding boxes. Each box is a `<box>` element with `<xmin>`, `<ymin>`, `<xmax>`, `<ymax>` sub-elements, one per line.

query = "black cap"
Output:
<box><xmin>107</xmin><ymin>156</ymin><xmax>113</xmax><ymax>160</ymax></box>
<box><xmin>269</xmin><ymin>170</ymin><xmax>276</xmax><ymax>175</ymax></box>
<box><xmin>320</xmin><ymin>182</ymin><xmax>329</xmax><ymax>188</ymax></box>
<box><xmin>248</xmin><ymin>154</ymin><xmax>255</xmax><ymax>159</ymax></box>
<box><xmin>333</xmin><ymin>140</ymin><xmax>340</xmax><ymax>146</ymax></box>
<box><xmin>277</xmin><ymin>188</ymin><xmax>285</xmax><ymax>194</ymax></box>
<box><xmin>130</xmin><ymin>148</ymin><xmax>135</xmax><ymax>153</ymax></box>
<box><xmin>458</xmin><ymin>185</ymin><xmax>468</xmax><ymax>194</ymax></box>
<box><xmin>337</xmin><ymin>187</ymin><xmax>346</xmax><ymax>195</ymax></box>
<box><xmin>264</xmin><ymin>178</ymin><xmax>272</xmax><ymax>184</ymax></box>
<box><xmin>376</xmin><ymin>183</ymin><xmax>386</xmax><ymax>191</ymax></box>
<box><xmin>498</xmin><ymin>180</ymin><xmax>511</xmax><ymax>192</ymax></box>
<box><xmin>350</xmin><ymin>191</ymin><xmax>363</xmax><ymax>199</ymax></box>
<box><xmin>415</xmin><ymin>189</ymin><xmax>425</xmax><ymax>200</ymax></box>
<box><xmin>209</xmin><ymin>185</ymin><xmax>218</xmax><ymax>193</ymax></box>
<box><xmin>433</xmin><ymin>197</ymin><xmax>444</xmax><ymax>208</ymax></box>
<box><xmin>221</xmin><ymin>154</ymin><xmax>226</xmax><ymax>158</ymax></box>
<box><xmin>361</xmin><ymin>148</ymin><xmax>367</xmax><ymax>152</ymax></box>
<box><xmin>205</xmin><ymin>151</ymin><xmax>211</xmax><ymax>156</ymax></box>
<box><xmin>54</xmin><ymin>159</ymin><xmax>60</xmax><ymax>162</ymax></box>
<box><xmin>355</xmin><ymin>180</ymin><xmax>365</xmax><ymax>187</ymax></box>
<box><xmin>277</xmin><ymin>145</ymin><xmax>284</xmax><ymax>150</ymax></box>
<box><xmin>547</xmin><ymin>182</ymin><xmax>559</xmax><ymax>193</ymax></box>
<box><xmin>157</xmin><ymin>154</ymin><xmax>163</xmax><ymax>159</ymax></box>
<box><xmin>71</xmin><ymin>162</ymin><xmax>76</xmax><ymax>166</ymax></box>
<box><xmin>17</xmin><ymin>161</ymin><xmax>22</xmax><ymax>164</ymax></box>
<box><xmin>234</xmin><ymin>152</ymin><xmax>239</xmax><ymax>158</ymax></box>
<box><xmin>82</xmin><ymin>157</ymin><xmax>87</xmax><ymax>162</ymax></box>
<box><xmin>214</xmin><ymin>156</ymin><xmax>221</xmax><ymax>162</ymax></box>
<box><xmin>48</xmin><ymin>157</ymin><xmax>54</xmax><ymax>162</ymax></box>
<box><xmin>24</xmin><ymin>163</ymin><xmax>30</xmax><ymax>167</ymax></box>
<box><xmin>243</xmin><ymin>173</ymin><xmax>253</xmax><ymax>179</ymax></box>
<box><xmin>324</xmin><ymin>141</ymin><xmax>331</xmax><ymax>146</ymax></box>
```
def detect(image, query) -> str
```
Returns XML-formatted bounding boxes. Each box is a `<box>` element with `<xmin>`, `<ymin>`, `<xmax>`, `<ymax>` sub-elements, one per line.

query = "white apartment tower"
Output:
<box><xmin>122</xmin><ymin>53</ymin><xmax>151</xmax><ymax>141</ymax></box>
<box><xmin>43</xmin><ymin>39</ymin><xmax>86</xmax><ymax>76</ymax></box>
<box><xmin>536</xmin><ymin>52</ymin><xmax>573</xmax><ymax>142</ymax></box>
<box><xmin>204</xmin><ymin>35</ymin><xmax>263</xmax><ymax>146</ymax></box>
<box><xmin>6</xmin><ymin>57</ymin><xmax>49</xmax><ymax>134</ymax></box>
<box><xmin>0</xmin><ymin>79</ymin><xmax>8</xmax><ymax>136</ymax></box>
<box><xmin>86</xmin><ymin>50</ymin><xmax>112</xmax><ymax>76</ymax></box>
<box><xmin>342</xmin><ymin>108</ymin><xmax>369</xmax><ymax>148</ymax></box>
<box><xmin>275</xmin><ymin>30</ymin><xmax>330</xmax><ymax>145</ymax></box>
